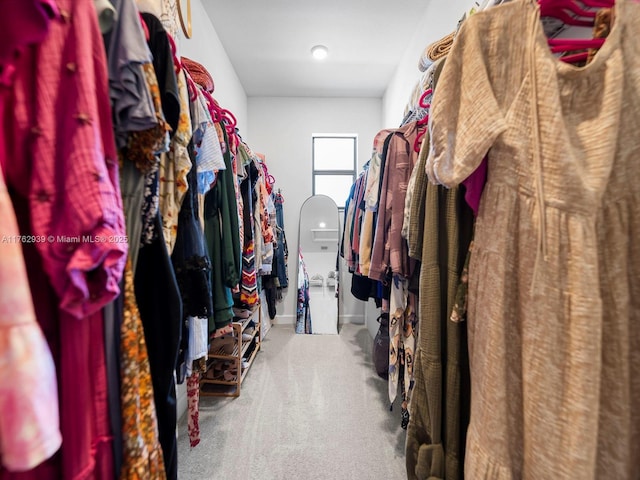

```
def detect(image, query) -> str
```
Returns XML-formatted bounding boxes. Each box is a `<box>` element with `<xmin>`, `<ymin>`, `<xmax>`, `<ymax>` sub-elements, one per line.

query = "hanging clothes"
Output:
<box><xmin>263</xmin><ymin>191</ymin><xmax>288</xmax><ymax>319</ymax></box>
<box><xmin>359</xmin><ymin>130</ymin><xmax>395</xmax><ymax>277</ymax></box>
<box><xmin>404</xmin><ymin>54</ymin><xmax>475</xmax><ymax>480</ymax></box>
<box><xmin>296</xmin><ymin>249</ymin><xmax>312</xmax><ymax>334</ymax></box>
<box><xmin>2</xmin><ymin>0</ymin><xmax>130</xmax><ymax>477</ymax></box>
<box><xmin>160</xmin><ymin>66</ymin><xmax>194</xmax><ymax>255</ymax></box>
<box><xmin>405</xmin><ymin>157</ymin><xmax>474</xmax><ymax>480</ymax></box>
<box><xmin>132</xmin><ymin>14</ymin><xmax>184</xmax><ymax>480</ymax></box>
<box><xmin>237</xmin><ymin>146</ymin><xmax>259</xmax><ymax>308</ymax></box>
<box><xmin>0</xmin><ymin>1</ymin><xmax>62</xmax><ymax>473</ymax></box>
<box><xmin>273</xmin><ymin>191</ymin><xmax>288</xmax><ymax>289</ymax></box>
<box><xmin>204</xmin><ymin>127</ymin><xmax>241</xmax><ymax>335</ymax></box>
<box><xmin>425</xmin><ymin>1</ymin><xmax>640</xmax><ymax>478</ymax></box>
<box><xmin>103</xmin><ymin>0</ymin><xmax>156</xmax><ymax>149</ymax></box>
<box><xmin>119</xmin><ymin>261</ymin><xmax>166</xmax><ymax>480</ymax></box>
<box><xmin>134</xmin><ymin>213</ymin><xmax>182</xmax><ymax>480</ymax></box>
<box><xmin>172</xmin><ymin>145</ymin><xmax>213</xmax><ymax>381</ymax></box>
<box><xmin>369</xmin><ymin>122</ymin><xmax>419</xmax><ymax>283</ymax></box>
<box><xmin>138</xmin><ymin>61</ymin><xmax>171</xmax><ymax>246</ymax></box>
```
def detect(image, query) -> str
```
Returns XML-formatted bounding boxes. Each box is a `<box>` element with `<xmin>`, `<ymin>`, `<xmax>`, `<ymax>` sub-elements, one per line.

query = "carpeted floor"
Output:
<box><xmin>177</xmin><ymin>324</ymin><xmax>407</xmax><ymax>480</ymax></box>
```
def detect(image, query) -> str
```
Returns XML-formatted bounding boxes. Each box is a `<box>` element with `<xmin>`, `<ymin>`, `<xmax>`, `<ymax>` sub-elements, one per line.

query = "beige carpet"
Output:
<box><xmin>177</xmin><ymin>324</ymin><xmax>407</xmax><ymax>480</ymax></box>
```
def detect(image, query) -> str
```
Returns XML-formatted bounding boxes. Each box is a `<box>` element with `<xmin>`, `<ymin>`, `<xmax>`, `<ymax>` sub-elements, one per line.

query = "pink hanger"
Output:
<box><xmin>414</xmin><ymin>129</ymin><xmax>427</xmax><ymax>154</ymax></box>
<box><xmin>417</xmin><ymin>110</ymin><xmax>430</xmax><ymax>127</ymax></box>
<box><xmin>548</xmin><ymin>37</ymin><xmax>605</xmax><ymax>53</ymax></box>
<box><xmin>578</xmin><ymin>0</ymin><xmax>613</xmax><ymax>7</ymax></box>
<box><xmin>538</xmin><ymin>0</ymin><xmax>594</xmax><ymax>25</ymax></box>
<box><xmin>418</xmin><ymin>88</ymin><xmax>433</xmax><ymax>109</ymax></box>
<box><xmin>221</xmin><ymin>109</ymin><xmax>237</xmax><ymax>129</ymax></box>
<box><xmin>558</xmin><ymin>51</ymin><xmax>590</xmax><ymax>63</ymax></box>
<box><xmin>166</xmin><ymin>33</ymin><xmax>182</xmax><ymax>74</ymax></box>
<box><xmin>539</xmin><ymin>0</ymin><xmax>615</xmax><ymax>63</ymax></box>
<box><xmin>186</xmin><ymin>75</ymin><xmax>198</xmax><ymax>102</ymax></box>
<box><xmin>413</xmin><ymin>88</ymin><xmax>433</xmax><ymax>152</ymax></box>
<box><xmin>201</xmin><ymin>90</ymin><xmax>222</xmax><ymax>122</ymax></box>
<box><xmin>540</xmin><ymin>0</ymin><xmax>597</xmax><ymax>17</ymax></box>
<box><xmin>261</xmin><ymin>161</ymin><xmax>275</xmax><ymax>185</ymax></box>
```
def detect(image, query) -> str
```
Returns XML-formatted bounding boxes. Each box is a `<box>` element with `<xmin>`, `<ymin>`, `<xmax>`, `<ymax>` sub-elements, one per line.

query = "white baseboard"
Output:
<box><xmin>269</xmin><ymin>314</ymin><xmax>364</xmax><ymax>325</ymax></box>
<box><xmin>271</xmin><ymin>314</ymin><xmax>296</xmax><ymax>325</ymax></box>
<box><xmin>340</xmin><ymin>314</ymin><xmax>365</xmax><ymax>324</ymax></box>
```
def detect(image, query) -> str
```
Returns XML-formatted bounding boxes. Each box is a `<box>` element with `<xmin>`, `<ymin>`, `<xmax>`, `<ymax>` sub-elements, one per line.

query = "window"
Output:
<box><xmin>312</xmin><ymin>134</ymin><xmax>357</xmax><ymax>209</ymax></box>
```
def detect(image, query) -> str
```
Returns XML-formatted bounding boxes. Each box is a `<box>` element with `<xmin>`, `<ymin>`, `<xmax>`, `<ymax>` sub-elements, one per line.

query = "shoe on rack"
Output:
<box><xmin>233</xmin><ymin>307</ymin><xmax>252</xmax><ymax>319</ymax></box>
<box><xmin>223</xmin><ymin>367</ymin><xmax>237</xmax><ymax>382</ymax></box>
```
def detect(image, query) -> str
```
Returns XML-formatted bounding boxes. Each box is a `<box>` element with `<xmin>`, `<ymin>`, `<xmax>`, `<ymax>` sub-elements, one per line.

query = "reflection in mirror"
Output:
<box><xmin>296</xmin><ymin>195</ymin><xmax>340</xmax><ymax>334</ymax></box>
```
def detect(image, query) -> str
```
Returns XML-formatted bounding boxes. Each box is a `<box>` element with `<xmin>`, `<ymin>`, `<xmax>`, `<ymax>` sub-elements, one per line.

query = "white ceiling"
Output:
<box><xmin>201</xmin><ymin>0</ymin><xmax>430</xmax><ymax>98</ymax></box>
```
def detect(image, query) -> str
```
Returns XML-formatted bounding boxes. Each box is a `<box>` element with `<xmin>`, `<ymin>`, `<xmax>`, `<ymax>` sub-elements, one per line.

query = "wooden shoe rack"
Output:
<box><xmin>200</xmin><ymin>305</ymin><xmax>261</xmax><ymax>397</ymax></box>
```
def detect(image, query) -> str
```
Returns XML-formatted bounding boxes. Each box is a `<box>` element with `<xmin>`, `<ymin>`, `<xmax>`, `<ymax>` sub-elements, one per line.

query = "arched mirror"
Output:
<box><xmin>296</xmin><ymin>195</ymin><xmax>340</xmax><ymax>334</ymax></box>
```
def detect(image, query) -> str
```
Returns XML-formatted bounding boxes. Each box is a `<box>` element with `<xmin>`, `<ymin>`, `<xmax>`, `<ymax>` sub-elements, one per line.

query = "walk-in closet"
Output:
<box><xmin>1</xmin><ymin>0</ymin><xmax>638</xmax><ymax>479</ymax></box>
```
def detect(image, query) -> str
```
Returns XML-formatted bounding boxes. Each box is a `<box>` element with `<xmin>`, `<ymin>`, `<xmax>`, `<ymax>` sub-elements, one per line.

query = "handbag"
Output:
<box><xmin>372</xmin><ymin>313</ymin><xmax>390</xmax><ymax>379</ymax></box>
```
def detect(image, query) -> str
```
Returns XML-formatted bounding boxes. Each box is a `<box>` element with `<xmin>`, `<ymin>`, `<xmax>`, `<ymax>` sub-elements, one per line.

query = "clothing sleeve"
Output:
<box><xmin>0</xmin><ymin>168</ymin><xmax>61</xmax><ymax>472</ymax></box>
<box><xmin>426</xmin><ymin>15</ymin><xmax>506</xmax><ymax>187</ymax></box>
<box><xmin>104</xmin><ymin>0</ymin><xmax>156</xmax><ymax>147</ymax></box>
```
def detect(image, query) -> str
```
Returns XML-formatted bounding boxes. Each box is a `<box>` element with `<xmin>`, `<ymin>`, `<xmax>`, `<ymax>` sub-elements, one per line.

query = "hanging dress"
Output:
<box><xmin>426</xmin><ymin>1</ymin><xmax>640</xmax><ymax>478</ymax></box>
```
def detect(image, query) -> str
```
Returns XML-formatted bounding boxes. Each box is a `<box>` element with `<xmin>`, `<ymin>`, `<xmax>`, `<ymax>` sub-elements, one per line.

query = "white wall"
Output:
<box><xmin>382</xmin><ymin>0</ymin><xmax>471</xmax><ymax>128</ymax></box>
<box><xmin>178</xmin><ymin>0</ymin><xmax>248</xmax><ymax>136</ymax></box>
<box><xmin>248</xmin><ymin>96</ymin><xmax>383</xmax><ymax>326</ymax></box>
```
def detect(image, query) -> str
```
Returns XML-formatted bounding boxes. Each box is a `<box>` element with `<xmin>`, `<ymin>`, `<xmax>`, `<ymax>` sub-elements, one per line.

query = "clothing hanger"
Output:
<box><xmin>416</xmin><ymin>89</ymin><xmax>432</xmax><ymax>127</ymax></box>
<box><xmin>220</xmin><ymin>109</ymin><xmax>239</xmax><ymax>151</ymax></box>
<box><xmin>540</xmin><ymin>8</ymin><xmax>594</xmax><ymax>26</ymax></box>
<box><xmin>538</xmin><ymin>0</ymin><xmax>594</xmax><ymax>26</ymax></box>
<box><xmin>166</xmin><ymin>33</ymin><xmax>188</xmax><ymax>79</ymax></box>
<box><xmin>414</xmin><ymin>128</ymin><xmax>428</xmax><ymax>154</ymax></box>
<box><xmin>186</xmin><ymin>74</ymin><xmax>198</xmax><ymax>102</ymax></box>
<box><xmin>540</xmin><ymin>0</ymin><xmax>597</xmax><ymax>18</ymax></box>
<box><xmin>539</xmin><ymin>0</ymin><xmax>615</xmax><ymax>63</ymax></box>
<box><xmin>260</xmin><ymin>160</ymin><xmax>276</xmax><ymax>186</ymax></box>
<box><xmin>201</xmin><ymin>90</ymin><xmax>222</xmax><ymax>122</ymax></box>
<box><xmin>578</xmin><ymin>0</ymin><xmax>613</xmax><ymax>7</ymax></box>
<box><xmin>221</xmin><ymin>109</ymin><xmax>237</xmax><ymax>129</ymax></box>
<box><xmin>557</xmin><ymin>51</ymin><xmax>590</xmax><ymax>63</ymax></box>
<box><xmin>412</xmin><ymin>89</ymin><xmax>432</xmax><ymax>153</ymax></box>
<box><xmin>548</xmin><ymin>37</ymin><xmax>605</xmax><ymax>53</ymax></box>
<box><xmin>166</xmin><ymin>34</ymin><xmax>181</xmax><ymax>74</ymax></box>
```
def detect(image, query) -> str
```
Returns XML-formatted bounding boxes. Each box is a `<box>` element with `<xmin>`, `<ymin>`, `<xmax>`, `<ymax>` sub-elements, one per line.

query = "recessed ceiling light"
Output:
<box><xmin>311</xmin><ymin>45</ymin><xmax>328</xmax><ymax>60</ymax></box>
